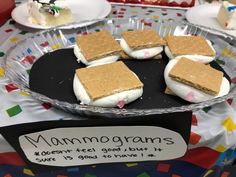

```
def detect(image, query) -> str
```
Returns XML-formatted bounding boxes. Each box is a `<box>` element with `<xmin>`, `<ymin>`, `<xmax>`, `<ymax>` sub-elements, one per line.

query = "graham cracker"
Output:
<box><xmin>229</xmin><ymin>0</ymin><xmax>236</xmax><ymax>4</ymax></box>
<box><xmin>121</xmin><ymin>29</ymin><xmax>166</xmax><ymax>50</ymax></box>
<box><xmin>75</xmin><ymin>61</ymin><xmax>144</xmax><ymax>100</ymax></box>
<box><xmin>120</xmin><ymin>51</ymin><xmax>130</xmax><ymax>59</ymax></box>
<box><xmin>76</xmin><ymin>31</ymin><xmax>122</xmax><ymax>61</ymax></box>
<box><xmin>166</xmin><ymin>35</ymin><xmax>215</xmax><ymax>57</ymax></box>
<box><xmin>153</xmin><ymin>54</ymin><xmax>162</xmax><ymax>60</ymax></box>
<box><xmin>169</xmin><ymin>58</ymin><xmax>223</xmax><ymax>95</ymax></box>
<box><xmin>165</xmin><ymin>87</ymin><xmax>176</xmax><ymax>96</ymax></box>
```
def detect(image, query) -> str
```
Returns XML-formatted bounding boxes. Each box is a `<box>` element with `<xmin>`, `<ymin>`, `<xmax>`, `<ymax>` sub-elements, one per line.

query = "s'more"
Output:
<box><xmin>164</xmin><ymin>58</ymin><xmax>230</xmax><ymax>103</ymax></box>
<box><xmin>73</xmin><ymin>61</ymin><xmax>144</xmax><ymax>108</ymax></box>
<box><xmin>74</xmin><ymin>30</ymin><xmax>122</xmax><ymax>66</ymax></box>
<box><xmin>165</xmin><ymin>35</ymin><xmax>216</xmax><ymax>63</ymax></box>
<box><xmin>120</xmin><ymin>29</ymin><xmax>166</xmax><ymax>59</ymax></box>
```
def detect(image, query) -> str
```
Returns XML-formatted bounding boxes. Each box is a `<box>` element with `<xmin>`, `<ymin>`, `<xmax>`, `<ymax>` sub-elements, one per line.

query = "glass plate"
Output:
<box><xmin>3</xmin><ymin>18</ymin><xmax>236</xmax><ymax>117</ymax></box>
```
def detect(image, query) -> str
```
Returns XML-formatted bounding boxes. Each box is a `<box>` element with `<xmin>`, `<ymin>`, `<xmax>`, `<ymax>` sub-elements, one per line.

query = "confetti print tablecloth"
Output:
<box><xmin>1</xmin><ymin>1</ymin><xmax>236</xmax><ymax>177</ymax></box>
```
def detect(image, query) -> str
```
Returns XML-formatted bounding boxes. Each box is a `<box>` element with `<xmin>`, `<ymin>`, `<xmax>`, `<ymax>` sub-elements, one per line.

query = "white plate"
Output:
<box><xmin>11</xmin><ymin>0</ymin><xmax>111</xmax><ymax>29</ymax></box>
<box><xmin>186</xmin><ymin>3</ymin><xmax>236</xmax><ymax>37</ymax></box>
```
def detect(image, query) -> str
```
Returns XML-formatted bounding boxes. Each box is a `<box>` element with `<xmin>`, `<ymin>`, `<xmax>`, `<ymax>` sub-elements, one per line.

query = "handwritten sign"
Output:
<box><xmin>19</xmin><ymin>126</ymin><xmax>187</xmax><ymax>167</ymax></box>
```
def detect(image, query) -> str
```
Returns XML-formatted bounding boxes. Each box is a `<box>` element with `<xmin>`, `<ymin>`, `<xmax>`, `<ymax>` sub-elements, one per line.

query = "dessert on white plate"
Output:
<box><xmin>217</xmin><ymin>0</ymin><xmax>236</xmax><ymax>30</ymax></box>
<box><xmin>73</xmin><ymin>61</ymin><xmax>144</xmax><ymax>108</ymax></box>
<box><xmin>164</xmin><ymin>35</ymin><xmax>216</xmax><ymax>63</ymax></box>
<box><xmin>74</xmin><ymin>30</ymin><xmax>122</xmax><ymax>66</ymax></box>
<box><xmin>27</xmin><ymin>0</ymin><xmax>74</xmax><ymax>27</ymax></box>
<box><xmin>120</xmin><ymin>29</ymin><xmax>166</xmax><ymax>60</ymax></box>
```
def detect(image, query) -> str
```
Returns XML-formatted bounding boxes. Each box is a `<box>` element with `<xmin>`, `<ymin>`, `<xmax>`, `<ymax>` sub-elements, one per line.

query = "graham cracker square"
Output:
<box><xmin>165</xmin><ymin>87</ymin><xmax>176</xmax><ymax>96</ymax></box>
<box><xmin>76</xmin><ymin>31</ymin><xmax>122</xmax><ymax>61</ymax></box>
<box><xmin>121</xmin><ymin>29</ymin><xmax>166</xmax><ymax>50</ymax></box>
<box><xmin>120</xmin><ymin>51</ymin><xmax>130</xmax><ymax>59</ymax></box>
<box><xmin>169</xmin><ymin>58</ymin><xmax>223</xmax><ymax>95</ymax></box>
<box><xmin>229</xmin><ymin>0</ymin><xmax>236</xmax><ymax>4</ymax></box>
<box><xmin>166</xmin><ymin>35</ymin><xmax>215</xmax><ymax>57</ymax></box>
<box><xmin>76</xmin><ymin>61</ymin><xmax>144</xmax><ymax>100</ymax></box>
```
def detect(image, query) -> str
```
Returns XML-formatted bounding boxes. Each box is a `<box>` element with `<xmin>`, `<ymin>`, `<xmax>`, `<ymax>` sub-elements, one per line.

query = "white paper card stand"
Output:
<box><xmin>19</xmin><ymin>126</ymin><xmax>187</xmax><ymax>167</ymax></box>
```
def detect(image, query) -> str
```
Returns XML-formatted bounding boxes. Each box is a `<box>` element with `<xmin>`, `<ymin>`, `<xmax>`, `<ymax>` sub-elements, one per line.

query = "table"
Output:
<box><xmin>1</xmin><ymin>1</ymin><xmax>236</xmax><ymax>177</ymax></box>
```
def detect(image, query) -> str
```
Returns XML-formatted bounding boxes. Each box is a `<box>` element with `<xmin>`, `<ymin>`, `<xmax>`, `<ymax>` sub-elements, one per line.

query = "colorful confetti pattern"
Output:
<box><xmin>0</xmin><ymin>1</ymin><xmax>236</xmax><ymax>176</ymax></box>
